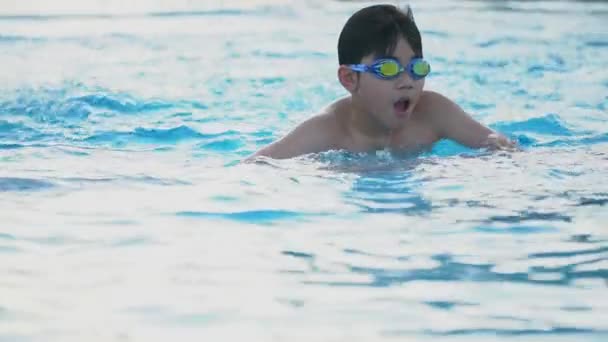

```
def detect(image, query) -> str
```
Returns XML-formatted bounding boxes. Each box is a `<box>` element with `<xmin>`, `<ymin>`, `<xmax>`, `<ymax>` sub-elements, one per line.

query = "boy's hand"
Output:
<box><xmin>482</xmin><ymin>133</ymin><xmax>519</xmax><ymax>152</ymax></box>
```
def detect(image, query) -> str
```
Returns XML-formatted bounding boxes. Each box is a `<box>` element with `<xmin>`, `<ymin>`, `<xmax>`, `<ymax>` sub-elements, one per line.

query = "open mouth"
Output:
<box><xmin>393</xmin><ymin>98</ymin><xmax>411</xmax><ymax>117</ymax></box>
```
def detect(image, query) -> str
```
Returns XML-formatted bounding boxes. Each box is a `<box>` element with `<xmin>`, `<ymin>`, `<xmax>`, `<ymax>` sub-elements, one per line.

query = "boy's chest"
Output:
<box><xmin>389</xmin><ymin>121</ymin><xmax>439</xmax><ymax>151</ymax></box>
<box><xmin>340</xmin><ymin>120</ymin><xmax>439</xmax><ymax>153</ymax></box>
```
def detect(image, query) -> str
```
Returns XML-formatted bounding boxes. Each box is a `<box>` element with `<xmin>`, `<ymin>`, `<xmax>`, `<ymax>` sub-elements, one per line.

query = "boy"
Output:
<box><xmin>249</xmin><ymin>4</ymin><xmax>516</xmax><ymax>160</ymax></box>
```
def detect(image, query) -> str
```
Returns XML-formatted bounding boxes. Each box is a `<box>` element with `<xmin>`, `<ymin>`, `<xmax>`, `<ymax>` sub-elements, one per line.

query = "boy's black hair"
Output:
<box><xmin>337</xmin><ymin>4</ymin><xmax>423</xmax><ymax>65</ymax></box>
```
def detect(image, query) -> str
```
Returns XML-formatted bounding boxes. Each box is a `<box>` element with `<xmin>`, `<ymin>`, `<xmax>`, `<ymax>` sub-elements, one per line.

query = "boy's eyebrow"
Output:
<box><xmin>376</xmin><ymin>54</ymin><xmax>397</xmax><ymax>59</ymax></box>
<box><xmin>376</xmin><ymin>54</ymin><xmax>419</xmax><ymax>63</ymax></box>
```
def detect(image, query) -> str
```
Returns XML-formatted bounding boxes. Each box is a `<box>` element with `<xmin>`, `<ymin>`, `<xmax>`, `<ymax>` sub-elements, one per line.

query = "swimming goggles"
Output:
<box><xmin>347</xmin><ymin>57</ymin><xmax>431</xmax><ymax>80</ymax></box>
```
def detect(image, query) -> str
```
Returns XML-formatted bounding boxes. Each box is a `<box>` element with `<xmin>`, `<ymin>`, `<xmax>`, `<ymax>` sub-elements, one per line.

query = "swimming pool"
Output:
<box><xmin>1</xmin><ymin>0</ymin><xmax>607</xmax><ymax>340</ymax></box>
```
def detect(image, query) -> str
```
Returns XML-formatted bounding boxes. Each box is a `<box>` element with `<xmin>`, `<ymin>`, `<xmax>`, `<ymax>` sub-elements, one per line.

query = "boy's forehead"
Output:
<box><xmin>392</xmin><ymin>37</ymin><xmax>416</xmax><ymax>59</ymax></box>
<box><xmin>363</xmin><ymin>37</ymin><xmax>416</xmax><ymax>63</ymax></box>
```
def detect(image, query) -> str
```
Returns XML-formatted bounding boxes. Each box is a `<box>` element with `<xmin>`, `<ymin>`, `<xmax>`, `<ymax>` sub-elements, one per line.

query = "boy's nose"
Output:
<box><xmin>395</xmin><ymin>72</ymin><xmax>414</xmax><ymax>89</ymax></box>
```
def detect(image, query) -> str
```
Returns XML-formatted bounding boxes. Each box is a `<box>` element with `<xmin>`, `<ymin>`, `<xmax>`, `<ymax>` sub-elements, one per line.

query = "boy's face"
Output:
<box><xmin>353</xmin><ymin>37</ymin><xmax>425</xmax><ymax>129</ymax></box>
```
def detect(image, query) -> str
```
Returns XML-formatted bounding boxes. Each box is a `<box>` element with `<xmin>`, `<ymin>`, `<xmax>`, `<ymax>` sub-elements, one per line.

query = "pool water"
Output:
<box><xmin>1</xmin><ymin>0</ymin><xmax>607</xmax><ymax>341</ymax></box>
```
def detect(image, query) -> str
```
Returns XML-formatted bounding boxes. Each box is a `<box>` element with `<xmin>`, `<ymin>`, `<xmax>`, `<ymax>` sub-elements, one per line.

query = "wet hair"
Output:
<box><xmin>337</xmin><ymin>4</ymin><xmax>423</xmax><ymax>65</ymax></box>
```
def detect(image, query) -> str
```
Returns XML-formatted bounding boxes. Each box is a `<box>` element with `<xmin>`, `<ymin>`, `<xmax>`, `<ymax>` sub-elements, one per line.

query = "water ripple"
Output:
<box><xmin>493</xmin><ymin>113</ymin><xmax>576</xmax><ymax>137</ymax></box>
<box><xmin>418</xmin><ymin>327</ymin><xmax>601</xmax><ymax>336</ymax></box>
<box><xmin>0</xmin><ymin>177</ymin><xmax>55</xmax><ymax>192</ymax></box>
<box><xmin>175</xmin><ymin>210</ymin><xmax>327</xmax><ymax>225</ymax></box>
<box><xmin>306</xmin><ymin>251</ymin><xmax>607</xmax><ymax>287</ymax></box>
<box><xmin>0</xmin><ymin>120</ymin><xmax>49</xmax><ymax>142</ymax></box>
<box><xmin>529</xmin><ymin>246</ymin><xmax>608</xmax><ymax>259</ymax></box>
<box><xmin>82</xmin><ymin>126</ymin><xmax>208</xmax><ymax>144</ymax></box>
<box><xmin>74</xmin><ymin>94</ymin><xmax>172</xmax><ymax>113</ymax></box>
<box><xmin>0</xmin><ymin>7</ymin><xmax>288</xmax><ymax>21</ymax></box>
<box><xmin>485</xmin><ymin>211</ymin><xmax>572</xmax><ymax>223</ymax></box>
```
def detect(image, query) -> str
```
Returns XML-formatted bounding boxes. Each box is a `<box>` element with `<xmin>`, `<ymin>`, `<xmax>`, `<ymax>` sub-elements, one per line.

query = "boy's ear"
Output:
<box><xmin>338</xmin><ymin>65</ymin><xmax>359</xmax><ymax>93</ymax></box>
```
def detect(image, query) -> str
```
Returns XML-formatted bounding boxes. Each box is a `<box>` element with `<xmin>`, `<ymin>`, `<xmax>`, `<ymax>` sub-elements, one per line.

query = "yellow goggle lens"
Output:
<box><xmin>379</xmin><ymin>61</ymin><xmax>401</xmax><ymax>76</ymax></box>
<box><xmin>412</xmin><ymin>61</ymin><xmax>430</xmax><ymax>76</ymax></box>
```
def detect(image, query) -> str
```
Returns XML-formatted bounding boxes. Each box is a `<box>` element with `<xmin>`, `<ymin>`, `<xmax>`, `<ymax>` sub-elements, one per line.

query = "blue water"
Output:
<box><xmin>1</xmin><ymin>0</ymin><xmax>607</xmax><ymax>341</ymax></box>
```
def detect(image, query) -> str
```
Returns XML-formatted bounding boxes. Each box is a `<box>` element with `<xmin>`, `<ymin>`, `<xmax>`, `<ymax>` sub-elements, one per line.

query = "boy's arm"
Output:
<box><xmin>247</xmin><ymin>114</ymin><xmax>337</xmax><ymax>160</ymax></box>
<box><xmin>423</xmin><ymin>91</ymin><xmax>516</xmax><ymax>150</ymax></box>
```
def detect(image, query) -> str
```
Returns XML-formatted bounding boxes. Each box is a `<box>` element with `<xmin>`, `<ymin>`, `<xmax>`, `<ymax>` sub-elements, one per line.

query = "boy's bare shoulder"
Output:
<box><xmin>248</xmin><ymin>98</ymin><xmax>349</xmax><ymax>160</ymax></box>
<box><xmin>412</xmin><ymin>90</ymin><xmax>515</xmax><ymax>150</ymax></box>
<box><xmin>413</xmin><ymin>90</ymin><xmax>448</xmax><ymax>117</ymax></box>
<box><xmin>309</xmin><ymin>97</ymin><xmax>350</xmax><ymax>133</ymax></box>
<box><xmin>411</xmin><ymin>90</ymin><xmax>462</xmax><ymax>129</ymax></box>
<box><xmin>324</xmin><ymin>96</ymin><xmax>352</xmax><ymax>125</ymax></box>
<box><xmin>403</xmin><ymin>90</ymin><xmax>443</xmax><ymax>133</ymax></box>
